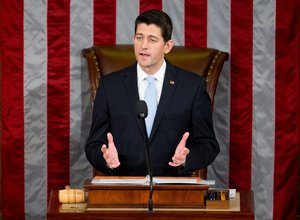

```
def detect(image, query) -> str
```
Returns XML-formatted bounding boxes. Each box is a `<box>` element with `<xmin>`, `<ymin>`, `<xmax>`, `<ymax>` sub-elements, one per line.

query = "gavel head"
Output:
<box><xmin>59</xmin><ymin>185</ymin><xmax>85</xmax><ymax>203</ymax></box>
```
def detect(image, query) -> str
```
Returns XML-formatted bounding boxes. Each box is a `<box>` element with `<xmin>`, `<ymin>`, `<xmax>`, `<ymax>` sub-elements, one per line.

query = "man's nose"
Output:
<box><xmin>141</xmin><ymin>39</ymin><xmax>149</xmax><ymax>49</ymax></box>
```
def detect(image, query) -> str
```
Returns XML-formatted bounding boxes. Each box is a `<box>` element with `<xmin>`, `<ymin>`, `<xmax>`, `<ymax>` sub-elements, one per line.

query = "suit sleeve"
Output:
<box><xmin>85</xmin><ymin>79</ymin><xmax>118</xmax><ymax>175</ymax></box>
<box><xmin>183</xmin><ymin>78</ymin><xmax>220</xmax><ymax>173</ymax></box>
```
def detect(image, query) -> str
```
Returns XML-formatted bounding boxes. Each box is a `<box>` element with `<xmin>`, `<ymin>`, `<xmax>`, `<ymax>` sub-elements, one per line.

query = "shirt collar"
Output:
<box><xmin>137</xmin><ymin>60</ymin><xmax>166</xmax><ymax>83</ymax></box>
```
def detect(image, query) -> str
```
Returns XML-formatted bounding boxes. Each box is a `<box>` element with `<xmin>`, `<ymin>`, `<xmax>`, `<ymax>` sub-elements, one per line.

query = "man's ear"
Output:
<box><xmin>164</xmin><ymin>40</ymin><xmax>174</xmax><ymax>54</ymax></box>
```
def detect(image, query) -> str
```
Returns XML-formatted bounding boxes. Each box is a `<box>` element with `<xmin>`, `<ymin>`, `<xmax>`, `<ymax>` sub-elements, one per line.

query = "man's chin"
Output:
<box><xmin>138</xmin><ymin>61</ymin><xmax>151</xmax><ymax>68</ymax></box>
<box><xmin>141</xmin><ymin>63</ymin><xmax>153</xmax><ymax>69</ymax></box>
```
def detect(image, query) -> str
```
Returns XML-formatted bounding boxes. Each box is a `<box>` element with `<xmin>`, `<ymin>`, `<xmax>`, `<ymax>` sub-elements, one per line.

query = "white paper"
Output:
<box><xmin>152</xmin><ymin>177</ymin><xmax>198</xmax><ymax>184</ymax></box>
<box><xmin>198</xmin><ymin>179</ymin><xmax>215</xmax><ymax>186</ymax></box>
<box><xmin>91</xmin><ymin>178</ymin><xmax>146</xmax><ymax>184</ymax></box>
<box><xmin>91</xmin><ymin>176</ymin><xmax>215</xmax><ymax>186</ymax></box>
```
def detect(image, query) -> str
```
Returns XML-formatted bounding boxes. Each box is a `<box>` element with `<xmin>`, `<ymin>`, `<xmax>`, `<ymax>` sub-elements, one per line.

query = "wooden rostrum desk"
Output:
<box><xmin>47</xmin><ymin>177</ymin><xmax>254</xmax><ymax>220</ymax></box>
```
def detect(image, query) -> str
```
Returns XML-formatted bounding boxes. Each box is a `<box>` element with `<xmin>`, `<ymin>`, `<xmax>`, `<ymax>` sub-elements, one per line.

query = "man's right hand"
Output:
<box><xmin>101</xmin><ymin>132</ymin><xmax>120</xmax><ymax>169</ymax></box>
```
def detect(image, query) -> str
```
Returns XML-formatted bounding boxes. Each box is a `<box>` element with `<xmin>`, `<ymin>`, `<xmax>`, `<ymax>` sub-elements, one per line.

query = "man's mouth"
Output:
<box><xmin>139</xmin><ymin>52</ymin><xmax>150</xmax><ymax>57</ymax></box>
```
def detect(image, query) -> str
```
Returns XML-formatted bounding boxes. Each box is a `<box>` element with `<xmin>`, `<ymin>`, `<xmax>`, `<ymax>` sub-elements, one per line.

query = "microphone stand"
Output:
<box><xmin>139</xmin><ymin>113</ymin><xmax>154</xmax><ymax>213</ymax></box>
<box><xmin>135</xmin><ymin>100</ymin><xmax>154</xmax><ymax>213</ymax></box>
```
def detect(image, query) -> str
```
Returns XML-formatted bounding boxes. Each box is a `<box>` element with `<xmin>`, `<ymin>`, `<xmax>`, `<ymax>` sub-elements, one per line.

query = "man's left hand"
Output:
<box><xmin>168</xmin><ymin>132</ymin><xmax>190</xmax><ymax>167</ymax></box>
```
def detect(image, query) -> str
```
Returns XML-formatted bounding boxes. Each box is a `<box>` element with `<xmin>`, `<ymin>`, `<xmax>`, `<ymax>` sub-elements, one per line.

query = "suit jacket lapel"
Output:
<box><xmin>150</xmin><ymin>62</ymin><xmax>179</xmax><ymax>141</ymax></box>
<box><xmin>123</xmin><ymin>64</ymin><xmax>139</xmax><ymax>108</ymax></box>
<box><xmin>123</xmin><ymin>64</ymin><xmax>145</xmax><ymax>137</ymax></box>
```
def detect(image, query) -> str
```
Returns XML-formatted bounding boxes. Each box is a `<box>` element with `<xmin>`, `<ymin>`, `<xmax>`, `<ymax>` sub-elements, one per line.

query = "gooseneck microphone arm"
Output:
<box><xmin>135</xmin><ymin>100</ymin><xmax>154</xmax><ymax>213</ymax></box>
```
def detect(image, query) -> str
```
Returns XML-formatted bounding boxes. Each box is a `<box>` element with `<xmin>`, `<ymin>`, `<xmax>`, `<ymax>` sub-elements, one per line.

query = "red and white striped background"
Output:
<box><xmin>1</xmin><ymin>0</ymin><xmax>299</xmax><ymax>219</ymax></box>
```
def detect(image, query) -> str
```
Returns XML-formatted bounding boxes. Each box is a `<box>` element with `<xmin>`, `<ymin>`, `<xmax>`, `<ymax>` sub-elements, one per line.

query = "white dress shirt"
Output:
<box><xmin>137</xmin><ymin>60</ymin><xmax>166</xmax><ymax>104</ymax></box>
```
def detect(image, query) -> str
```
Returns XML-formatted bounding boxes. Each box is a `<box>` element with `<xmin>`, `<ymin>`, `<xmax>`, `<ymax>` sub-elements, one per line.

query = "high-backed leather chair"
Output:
<box><xmin>83</xmin><ymin>45</ymin><xmax>229</xmax><ymax>179</ymax></box>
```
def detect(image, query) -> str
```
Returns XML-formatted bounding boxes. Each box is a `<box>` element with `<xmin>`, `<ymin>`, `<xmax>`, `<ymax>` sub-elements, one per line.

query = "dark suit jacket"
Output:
<box><xmin>85</xmin><ymin>60</ymin><xmax>220</xmax><ymax>176</ymax></box>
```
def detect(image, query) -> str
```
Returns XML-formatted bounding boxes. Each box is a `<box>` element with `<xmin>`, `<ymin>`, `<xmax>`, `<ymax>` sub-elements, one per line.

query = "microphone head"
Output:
<box><xmin>135</xmin><ymin>100</ymin><xmax>148</xmax><ymax>119</ymax></box>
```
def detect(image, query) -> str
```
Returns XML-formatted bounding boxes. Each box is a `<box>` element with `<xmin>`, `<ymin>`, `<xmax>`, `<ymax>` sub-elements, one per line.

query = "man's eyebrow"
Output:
<box><xmin>135</xmin><ymin>33</ymin><xmax>159</xmax><ymax>38</ymax></box>
<box><xmin>148</xmin><ymin>35</ymin><xmax>159</xmax><ymax>39</ymax></box>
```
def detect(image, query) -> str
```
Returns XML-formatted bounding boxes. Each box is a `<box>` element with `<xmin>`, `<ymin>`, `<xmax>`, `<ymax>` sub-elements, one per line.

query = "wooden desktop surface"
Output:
<box><xmin>47</xmin><ymin>189</ymin><xmax>254</xmax><ymax>220</ymax></box>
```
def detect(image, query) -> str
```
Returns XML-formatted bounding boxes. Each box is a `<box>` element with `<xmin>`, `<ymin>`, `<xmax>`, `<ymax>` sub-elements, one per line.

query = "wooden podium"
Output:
<box><xmin>48</xmin><ymin>178</ymin><xmax>255</xmax><ymax>220</ymax></box>
<box><xmin>83</xmin><ymin>176</ymin><xmax>209</xmax><ymax>209</ymax></box>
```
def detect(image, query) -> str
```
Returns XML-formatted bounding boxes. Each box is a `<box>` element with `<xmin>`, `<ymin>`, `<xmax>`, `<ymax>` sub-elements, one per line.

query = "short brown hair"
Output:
<box><xmin>135</xmin><ymin>9</ymin><xmax>173</xmax><ymax>43</ymax></box>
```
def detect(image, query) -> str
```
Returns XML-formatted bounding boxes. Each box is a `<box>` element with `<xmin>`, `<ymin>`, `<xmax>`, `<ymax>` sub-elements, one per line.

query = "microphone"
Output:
<box><xmin>135</xmin><ymin>100</ymin><xmax>148</xmax><ymax>119</ymax></box>
<box><xmin>134</xmin><ymin>100</ymin><xmax>154</xmax><ymax>213</ymax></box>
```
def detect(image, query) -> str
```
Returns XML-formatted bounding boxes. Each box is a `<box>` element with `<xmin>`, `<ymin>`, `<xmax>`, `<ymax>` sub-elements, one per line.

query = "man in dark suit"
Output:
<box><xmin>85</xmin><ymin>9</ymin><xmax>219</xmax><ymax>176</ymax></box>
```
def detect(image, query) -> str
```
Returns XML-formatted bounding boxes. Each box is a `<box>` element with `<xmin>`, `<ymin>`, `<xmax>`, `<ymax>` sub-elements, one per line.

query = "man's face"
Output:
<box><xmin>134</xmin><ymin>23</ymin><xmax>173</xmax><ymax>75</ymax></box>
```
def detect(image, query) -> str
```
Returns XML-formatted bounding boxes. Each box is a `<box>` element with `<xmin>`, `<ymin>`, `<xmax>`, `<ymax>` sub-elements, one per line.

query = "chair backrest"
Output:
<box><xmin>82</xmin><ymin>45</ymin><xmax>229</xmax><ymax>178</ymax></box>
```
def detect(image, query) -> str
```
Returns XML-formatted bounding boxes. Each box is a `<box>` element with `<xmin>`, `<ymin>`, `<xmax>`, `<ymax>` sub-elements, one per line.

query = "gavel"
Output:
<box><xmin>59</xmin><ymin>185</ymin><xmax>85</xmax><ymax>203</ymax></box>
